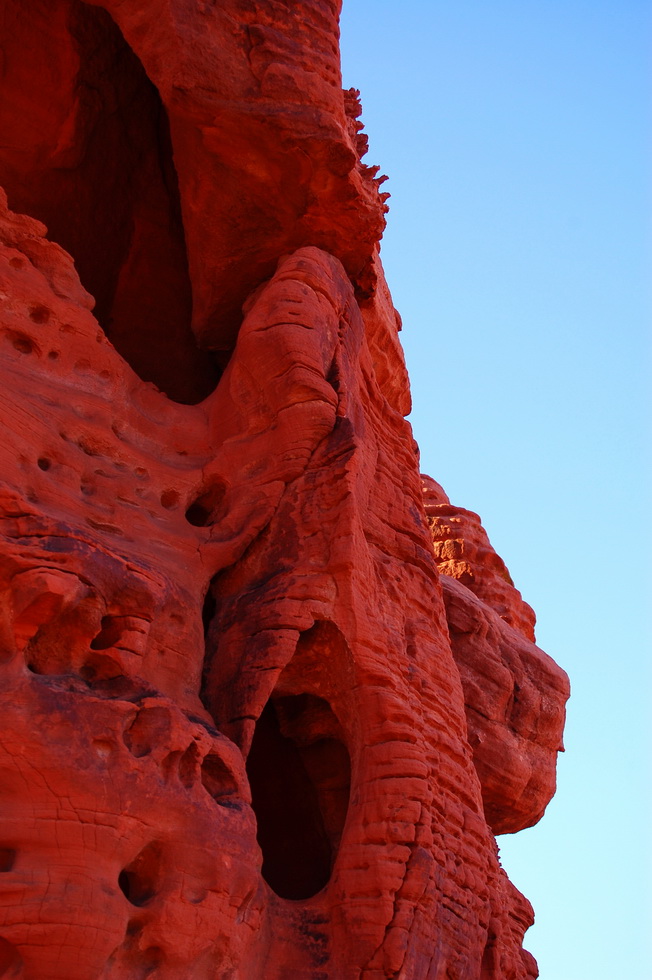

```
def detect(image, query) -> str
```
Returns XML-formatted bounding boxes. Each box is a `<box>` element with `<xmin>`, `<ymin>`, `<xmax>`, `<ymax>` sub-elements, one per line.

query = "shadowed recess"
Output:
<box><xmin>246</xmin><ymin>693</ymin><xmax>351</xmax><ymax>900</ymax></box>
<box><xmin>0</xmin><ymin>0</ymin><xmax>219</xmax><ymax>403</ymax></box>
<box><xmin>0</xmin><ymin>936</ymin><xmax>23</xmax><ymax>976</ymax></box>
<box><xmin>0</xmin><ymin>848</ymin><xmax>16</xmax><ymax>872</ymax></box>
<box><xmin>201</xmin><ymin>752</ymin><xmax>241</xmax><ymax>808</ymax></box>
<box><xmin>185</xmin><ymin>479</ymin><xmax>228</xmax><ymax>528</ymax></box>
<box><xmin>199</xmin><ymin>581</ymin><xmax>220</xmax><ymax>722</ymax></box>
<box><xmin>118</xmin><ymin>842</ymin><xmax>163</xmax><ymax>907</ymax></box>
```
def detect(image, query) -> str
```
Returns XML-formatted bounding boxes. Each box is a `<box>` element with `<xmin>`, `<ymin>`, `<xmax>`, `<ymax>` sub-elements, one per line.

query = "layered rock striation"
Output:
<box><xmin>0</xmin><ymin>2</ymin><xmax>569</xmax><ymax>977</ymax></box>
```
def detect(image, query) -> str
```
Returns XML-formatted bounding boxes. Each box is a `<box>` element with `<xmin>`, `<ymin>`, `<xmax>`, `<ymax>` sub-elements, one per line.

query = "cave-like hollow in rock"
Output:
<box><xmin>0</xmin><ymin>0</ymin><xmax>220</xmax><ymax>403</ymax></box>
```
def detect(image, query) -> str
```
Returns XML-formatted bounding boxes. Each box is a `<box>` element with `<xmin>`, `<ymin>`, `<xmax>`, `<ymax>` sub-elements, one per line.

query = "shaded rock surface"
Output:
<box><xmin>0</xmin><ymin>2</ymin><xmax>568</xmax><ymax>978</ymax></box>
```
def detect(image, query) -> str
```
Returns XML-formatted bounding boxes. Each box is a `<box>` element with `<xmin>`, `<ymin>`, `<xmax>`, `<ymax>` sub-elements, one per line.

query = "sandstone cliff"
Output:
<box><xmin>0</xmin><ymin>2</ymin><xmax>568</xmax><ymax>977</ymax></box>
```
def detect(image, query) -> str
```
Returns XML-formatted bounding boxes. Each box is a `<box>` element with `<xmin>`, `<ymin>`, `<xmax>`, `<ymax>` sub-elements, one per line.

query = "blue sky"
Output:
<box><xmin>340</xmin><ymin>3</ymin><xmax>651</xmax><ymax>977</ymax></box>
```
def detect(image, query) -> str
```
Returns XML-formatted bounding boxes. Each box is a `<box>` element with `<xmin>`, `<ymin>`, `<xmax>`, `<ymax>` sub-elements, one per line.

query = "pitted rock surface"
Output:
<box><xmin>0</xmin><ymin>2</ymin><xmax>568</xmax><ymax>978</ymax></box>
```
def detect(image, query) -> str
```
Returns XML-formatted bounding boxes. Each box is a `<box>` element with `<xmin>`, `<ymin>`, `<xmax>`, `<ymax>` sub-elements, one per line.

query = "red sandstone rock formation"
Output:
<box><xmin>0</xmin><ymin>2</ymin><xmax>569</xmax><ymax>978</ymax></box>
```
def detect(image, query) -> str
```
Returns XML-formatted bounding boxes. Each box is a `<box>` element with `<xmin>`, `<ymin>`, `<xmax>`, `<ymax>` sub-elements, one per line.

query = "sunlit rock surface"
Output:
<box><xmin>0</xmin><ymin>2</ymin><xmax>568</xmax><ymax>977</ymax></box>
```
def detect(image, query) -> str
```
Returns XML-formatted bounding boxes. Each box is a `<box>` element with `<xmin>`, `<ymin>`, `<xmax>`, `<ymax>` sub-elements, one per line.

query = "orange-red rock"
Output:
<box><xmin>422</xmin><ymin>477</ymin><xmax>568</xmax><ymax>836</ymax></box>
<box><xmin>0</xmin><ymin>2</ymin><xmax>568</xmax><ymax>978</ymax></box>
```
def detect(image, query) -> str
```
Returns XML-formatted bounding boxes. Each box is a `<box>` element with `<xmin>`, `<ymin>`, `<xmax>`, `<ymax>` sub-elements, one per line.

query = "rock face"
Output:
<box><xmin>0</xmin><ymin>2</ymin><xmax>569</xmax><ymax>978</ymax></box>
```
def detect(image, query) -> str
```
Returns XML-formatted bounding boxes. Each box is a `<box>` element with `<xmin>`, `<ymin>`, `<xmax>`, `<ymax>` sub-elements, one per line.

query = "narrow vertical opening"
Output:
<box><xmin>200</xmin><ymin>583</ymin><xmax>218</xmax><ymax>720</ymax></box>
<box><xmin>118</xmin><ymin>842</ymin><xmax>163</xmax><ymax>907</ymax></box>
<box><xmin>480</xmin><ymin>933</ymin><xmax>497</xmax><ymax>979</ymax></box>
<box><xmin>247</xmin><ymin>692</ymin><xmax>351</xmax><ymax>900</ymax></box>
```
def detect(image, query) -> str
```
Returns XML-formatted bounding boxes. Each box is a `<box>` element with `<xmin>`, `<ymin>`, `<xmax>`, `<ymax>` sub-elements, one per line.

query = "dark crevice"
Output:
<box><xmin>247</xmin><ymin>693</ymin><xmax>351</xmax><ymax>900</ymax></box>
<box><xmin>186</xmin><ymin>479</ymin><xmax>228</xmax><ymax>527</ymax></box>
<box><xmin>202</xmin><ymin>589</ymin><xmax>217</xmax><ymax>637</ymax></box>
<box><xmin>0</xmin><ymin>848</ymin><xmax>16</xmax><ymax>872</ymax></box>
<box><xmin>480</xmin><ymin>931</ymin><xmax>497</xmax><ymax>979</ymax></box>
<box><xmin>0</xmin><ymin>937</ymin><xmax>23</xmax><ymax>976</ymax></box>
<box><xmin>0</xmin><ymin>0</ymin><xmax>221</xmax><ymax>403</ymax></box>
<box><xmin>199</xmin><ymin>600</ymin><xmax>354</xmax><ymax>899</ymax></box>
<box><xmin>118</xmin><ymin>842</ymin><xmax>162</xmax><ymax>907</ymax></box>
<box><xmin>90</xmin><ymin>616</ymin><xmax>123</xmax><ymax>650</ymax></box>
<box><xmin>199</xmin><ymin>582</ymin><xmax>218</xmax><ymax>721</ymax></box>
<box><xmin>185</xmin><ymin>499</ymin><xmax>213</xmax><ymax>528</ymax></box>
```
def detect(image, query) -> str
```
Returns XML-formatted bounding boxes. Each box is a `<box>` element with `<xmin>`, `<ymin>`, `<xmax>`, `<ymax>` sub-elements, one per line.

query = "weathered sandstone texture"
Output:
<box><xmin>0</xmin><ymin>2</ymin><xmax>569</xmax><ymax>978</ymax></box>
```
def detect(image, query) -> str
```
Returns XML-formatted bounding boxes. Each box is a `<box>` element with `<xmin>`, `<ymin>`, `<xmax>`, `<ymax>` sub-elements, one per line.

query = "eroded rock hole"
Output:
<box><xmin>160</xmin><ymin>489</ymin><xmax>179</xmax><ymax>510</ymax></box>
<box><xmin>185</xmin><ymin>500</ymin><xmax>212</xmax><ymax>528</ymax></box>
<box><xmin>0</xmin><ymin>937</ymin><xmax>23</xmax><ymax>977</ymax></box>
<box><xmin>247</xmin><ymin>694</ymin><xmax>351</xmax><ymax>900</ymax></box>
<box><xmin>0</xmin><ymin>849</ymin><xmax>16</xmax><ymax>872</ymax></box>
<box><xmin>201</xmin><ymin>753</ymin><xmax>240</xmax><ymax>808</ymax></box>
<box><xmin>29</xmin><ymin>305</ymin><xmax>50</xmax><ymax>324</ymax></box>
<box><xmin>140</xmin><ymin>947</ymin><xmax>164</xmax><ymax>976</ymax></box>
<box><xmin>118</xmin><ymin>842</ymin><xmax>162</xmax><ymax>907</ymax></box>
<box><xmin>14</xmin><ymin>338</ymin><xmax>34</xmax><ymax>355</ymax></box>
<box><xmin>185</xmin><ymin>480</ymin><xmax>227</xmax><ymax>527</ymax></box>
<box><xmin>0</xmin><ymin>0</ymin><xmax>220</xmax><ymax>403</ymax></box>
<box><xmin>200</xmin><ymin>583</ymin><xmax>219</xmax><ymax>719</ymax></box>
<box><xmin>90</xmin><ymin>616</ymin><xmax>123</xmax><ymax>650</ymax></box>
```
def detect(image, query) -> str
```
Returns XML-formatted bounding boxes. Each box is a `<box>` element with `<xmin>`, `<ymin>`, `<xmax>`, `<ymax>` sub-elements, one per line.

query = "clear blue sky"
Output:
<box><xmin>340</xmin><ymin>3</ymin><xmax>651</xmax><ymax>978</ymax></box>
